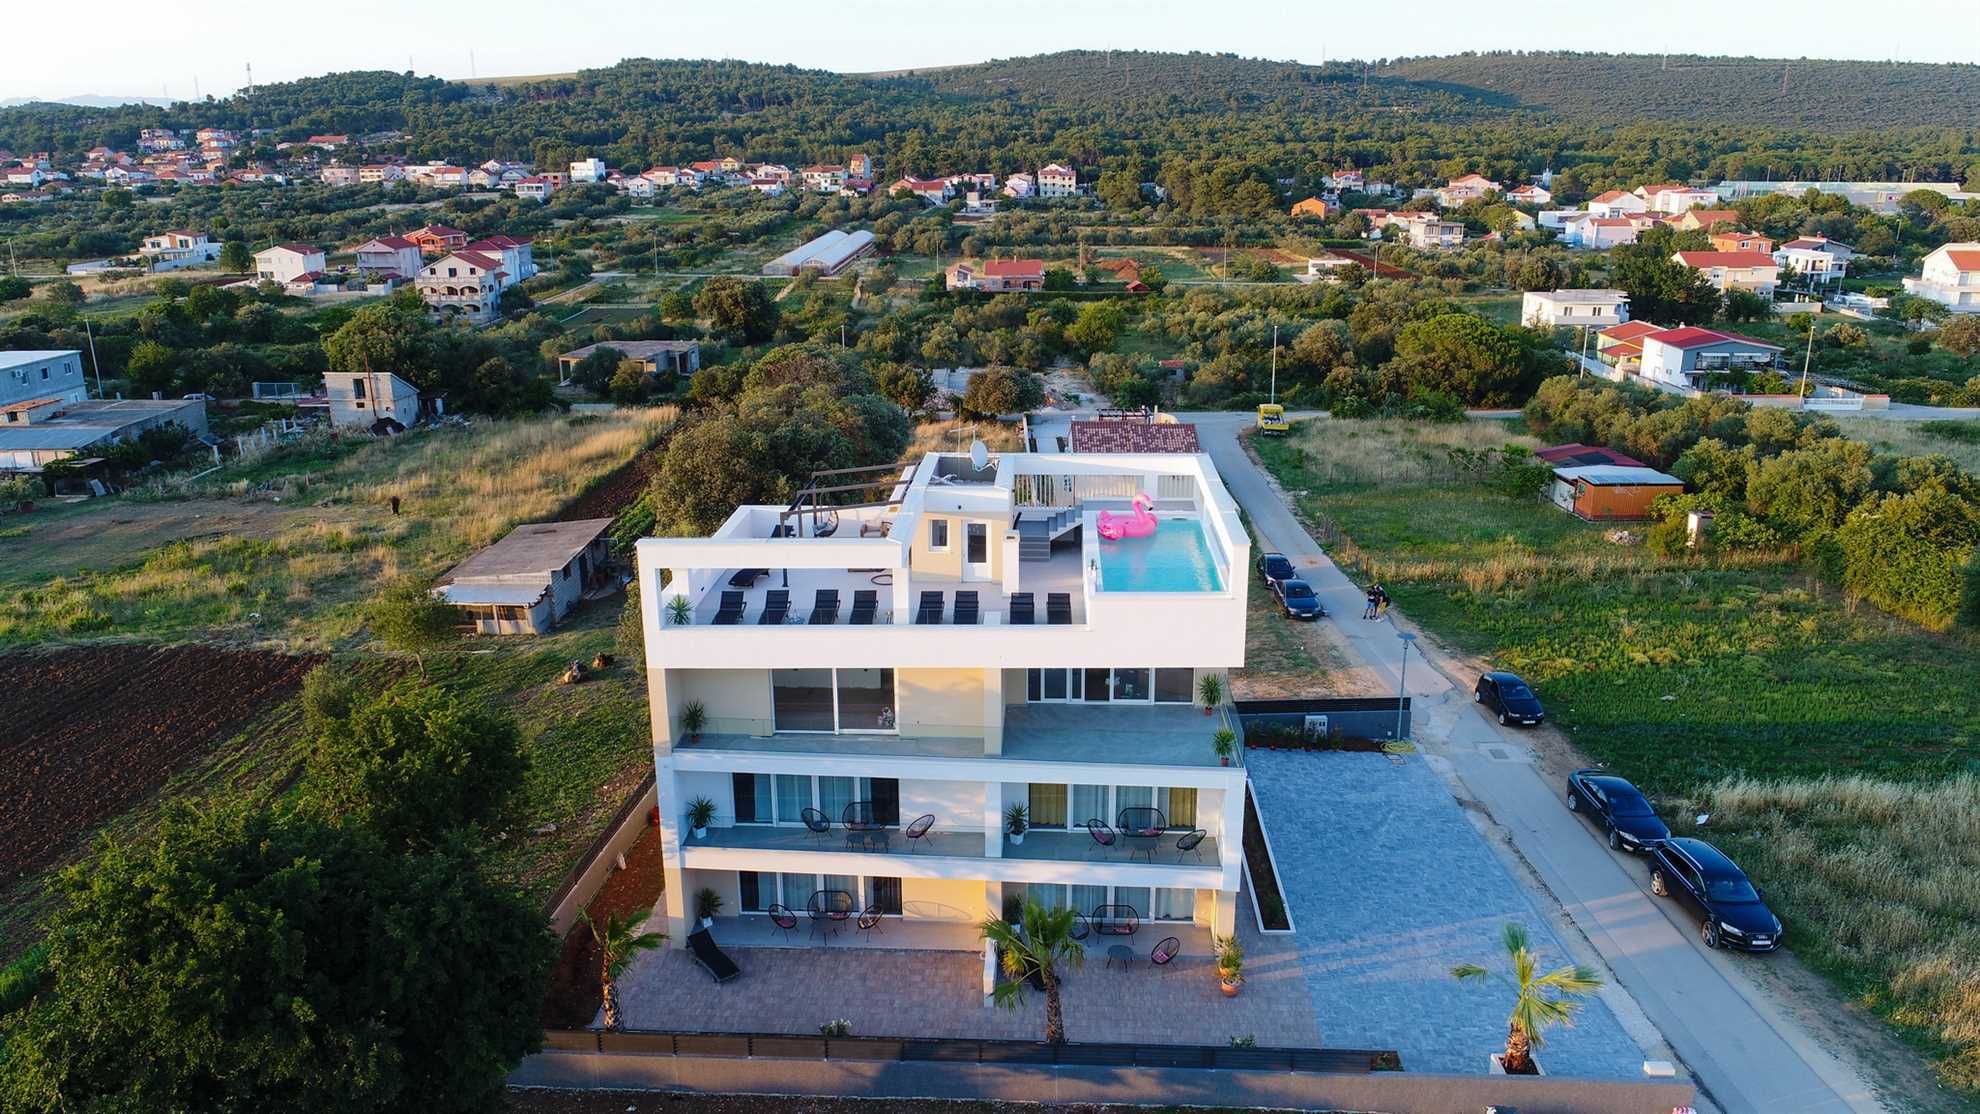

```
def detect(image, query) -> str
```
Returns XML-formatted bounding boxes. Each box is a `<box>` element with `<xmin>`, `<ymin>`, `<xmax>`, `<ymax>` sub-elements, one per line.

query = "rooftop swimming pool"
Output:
<box><xmin>1095</xmin><ymin>517</ymin><xmax>1224</xmax><ymax>592</ymax></box>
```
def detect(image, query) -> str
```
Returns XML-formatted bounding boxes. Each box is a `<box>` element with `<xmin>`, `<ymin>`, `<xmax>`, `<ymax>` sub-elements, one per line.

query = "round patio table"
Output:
<box><xmin>1106</xmin><ymin>944</ymin><xmax>1135</xmax><ymax>970</ymax></box>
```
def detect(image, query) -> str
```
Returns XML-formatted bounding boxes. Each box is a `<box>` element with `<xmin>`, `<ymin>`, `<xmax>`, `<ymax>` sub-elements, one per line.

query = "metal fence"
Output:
<box><xmin>543</xmin><ymin>1029</ymin><xmax>1397</xmax><ymax>1074</ymax></box>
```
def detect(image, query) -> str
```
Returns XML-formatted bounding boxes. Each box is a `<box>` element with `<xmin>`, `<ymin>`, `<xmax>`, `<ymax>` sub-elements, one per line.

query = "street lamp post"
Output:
<box><xmin>1395</xmin><ymin>630</ymin><xmax>1417</xmax><ymax>741</ymax></box>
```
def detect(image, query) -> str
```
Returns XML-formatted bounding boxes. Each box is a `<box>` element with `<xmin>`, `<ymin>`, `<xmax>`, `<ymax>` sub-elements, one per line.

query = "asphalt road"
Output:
<box><xmin>1184</xmin><ymin>410</ymin><xmax>1883</xmax><ymax>1114</ymax></box>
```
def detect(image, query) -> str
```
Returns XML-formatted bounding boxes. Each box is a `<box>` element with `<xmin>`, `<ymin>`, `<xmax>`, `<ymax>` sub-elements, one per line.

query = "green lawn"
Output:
<box><xmin>1257</xmin><ymin>433</ymin><xmax>1980</xmax><ymax>790</ymax></box>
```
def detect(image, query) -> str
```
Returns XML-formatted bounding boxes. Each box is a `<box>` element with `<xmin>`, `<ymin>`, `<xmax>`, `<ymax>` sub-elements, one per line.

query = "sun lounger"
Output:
<box><xmin>915</xmin><ymin>590</ymin><xmax>944</xmax><ymax>625</ymax></box>
<box><xmin>1008</xmin><ymin>592</ymin><xmax>1034</xmax><ymax>625</ymax></box>
<box><xmin>849</xmin><ymin>590</ymin><xmax>878</xmax><ymax>625</ymax></box>
<box><xmin>728</xmin><ymin>568</ymin><xmax>769</xmax><ymax>588</ymax></box>
<box><xmin>758</xmin><ymin>589</ymin><xmax>790</xmax><ymax>625</ymax></box>
<box><xmin>809</xmin><ymin>589</ymin><xmax>840</xmax><ymax>625</ymax></box>
<box><xmin>953</xmin><ymin>590</ymin><xmax>979</xmax><ymax>625</ymax></box>
<box><xmin>714</xmin><ymin>590</ymin><xmax>746</xmax><ymax>625</ymax></box>
<box><xmin>1047</xmin><ymin>592</ymin><xmax>1072</xmax><ymax>625</ymax></box>
<box><xmin>687</xmin><ymin>928</ymin><xmax>740</xmax><ymax>983</ymax></box>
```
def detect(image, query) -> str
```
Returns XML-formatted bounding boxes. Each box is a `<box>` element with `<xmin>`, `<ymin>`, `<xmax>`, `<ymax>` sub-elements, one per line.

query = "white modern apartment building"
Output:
<box><xmin>636</xmin><ymin>447</ymin><xmax>1250</xmax><ymax>983</ymax></box>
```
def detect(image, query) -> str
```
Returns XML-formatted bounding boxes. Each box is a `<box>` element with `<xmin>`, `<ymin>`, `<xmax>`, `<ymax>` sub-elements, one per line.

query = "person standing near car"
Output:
<box><xmin>1375</xmin><ymin>585</ymin><xmax>1391</xmax><ymax>619</ymax></box>
<box><xmin>1362</xmin><ymin>586</ymin><xmax>1378</xmax><ymax>619</ymax></box>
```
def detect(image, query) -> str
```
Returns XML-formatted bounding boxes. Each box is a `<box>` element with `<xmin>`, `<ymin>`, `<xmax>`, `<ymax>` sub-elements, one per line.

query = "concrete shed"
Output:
<box><xmin>434</xmin><ymin>518</ymin><xmax>615</xmax><ymax>634</ymax></box>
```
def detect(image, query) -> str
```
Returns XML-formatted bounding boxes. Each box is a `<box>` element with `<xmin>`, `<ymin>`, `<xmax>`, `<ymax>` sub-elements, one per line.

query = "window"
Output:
<box><xmin>836</xmin><ymin>669</ymin><xmax>895</xmax><ymax>732</ymax></box>
<box><xmin>965</xmin><ymin>522</ymin><xmax>988</xmax><ymax>564</ymax></box>
<box><xmin>928</xmin><ymin>519</ymin><xmax>949</xmax><ymax>551</ymax></box>
<box><xmin>1070</xmin><ymin>784</ymin><xmax>1107</xmax><ymax>827</ymax></box>
<box><xmin>1154</xmin><ymin>669</ymin><xmax>1194</xmax><ymax>703</ymax></box>
<box><xmin>732</xmin><ymin>773</ymin><xmax>771</xmax><ymax>824</ymax></box>
<box><xmin>352</xmin><ymin>378</ymin><xmax>366</xmax><ymax>399</ymax></box>
<box><xmin>1164</xmin><ymin>787</ymin><xmax>1198</xmax><ymax>828</ymax></box>
<box><xmin>1151</xmin><ymin>887</ymin><xmax>1194</xmax><ymax>921</ymax></box>
<box><xmin>1115</xmin><ymin>785</ymin><xmax>1154</xmax><ymax>825</ymax></box>
<box><xmin>1111</xmin><ymin>669</ymin><xmax>1150</xmax><ymax>702</ymax></box>
<box><xmin>738</xmin><ymin>871</ymin><xmax>769</xmax><ymax>912</ymax></box>
<box><xmin>817</xmin><ymin>776</ymin><xmax>857</xmax><ymax>824</ymax></box>
<box><xmin>772</xmin><ymin>669</ymin><xmax>836</xmax><ymax>731</ymax></box>
<box><xmin>1028</xmin><ymin>784</ymin><xmax>1068</xmax><ymax>828</ymax></box>
<box><xmin>1082</xmin><ymin>668</ymin><xmax>1111</xmax><ymax>702</ymax></box>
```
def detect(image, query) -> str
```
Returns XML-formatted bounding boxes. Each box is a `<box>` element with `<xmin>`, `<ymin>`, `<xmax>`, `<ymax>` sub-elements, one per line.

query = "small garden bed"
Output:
<box><xmin>1245</xmin><ymin>721</ymin><xmax>1388</xmax><ymax>752</ymax></box>
<box><xmin>1241</xmin><ymin>785</ymin><xmax>1292</xmax><ymax>931</ymax></box>
<box><xmin>539</xmin><ymin>823</ymin><xmax>665</xmax><ymax>1028</ymax></box>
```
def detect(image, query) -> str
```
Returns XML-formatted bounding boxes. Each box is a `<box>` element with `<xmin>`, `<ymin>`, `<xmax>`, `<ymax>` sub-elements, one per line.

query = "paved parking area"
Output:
<box><xmin>1246</xmin><ymin>747</ymin><xmax>1645</xmax><ymax>1077</ymax></box>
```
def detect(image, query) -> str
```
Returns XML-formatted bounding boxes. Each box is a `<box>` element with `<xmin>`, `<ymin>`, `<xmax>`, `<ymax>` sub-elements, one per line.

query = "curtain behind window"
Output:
<box><xmin>1029</xmin><ymin>784</ymin><xmax>1068</xmax><ymax>828</ymax></box>
<box><xmin>1165</xmin><ymin>788</ymin><xmax>1198</xmax><ymax>828</ymax></box>
<box><xmin>775</xmin><ymin>775</ymin><xmax>810</xmax><ymax>824</ymax></box>
<box><xmin>1071</xmin><ymin>785</ymin><xmax>1107</xmax><ymax>827</ymax></box>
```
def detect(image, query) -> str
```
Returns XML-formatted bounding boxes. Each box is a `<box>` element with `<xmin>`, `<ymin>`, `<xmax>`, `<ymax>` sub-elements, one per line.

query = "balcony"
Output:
<box><xmin>1003</xmin><ymin>703</ymin><xmax>1237</xmax><ymax>768</ymax></box>
<box><xmin>685</xmin><ymin>545</ymin><xmax>1087</xmax><ymax>627</ymax></box>
<box><xmin>679</xmin><ymin>822</ymin><xmax>1223</xmax><ymax>884</ymax></box>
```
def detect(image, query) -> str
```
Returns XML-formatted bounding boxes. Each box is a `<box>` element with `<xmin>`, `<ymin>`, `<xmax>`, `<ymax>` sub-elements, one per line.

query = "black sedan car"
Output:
<box><xmin>1257</xmin><ymin>551</ymin><xmax>1297</xmax><ymax>596</ymax></box>
<box><xmin>1648</xmin><ymin>837</ymin><xmax>1783</xmax><ymax>952</ymax></box>
<box><xmin>1474</xmin><ymin>671</ymin><xmax>1544</xmax><ymax>726</ymax></box>
<box><xmin>1278</xmin><ymin>578</ymin><xmax>1324</xmax><ymax>620</ymax></box>
<box><xmin>1566</xmin><ymin>769</ymin><xmax>1671</xmax><ymax>852</ymax></box>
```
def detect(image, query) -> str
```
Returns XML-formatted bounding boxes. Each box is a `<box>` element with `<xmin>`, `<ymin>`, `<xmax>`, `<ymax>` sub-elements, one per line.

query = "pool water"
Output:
<box><xmin>1096</xmin><ymin>517</ymin><xmax>1224</xmax><ymax>592</ymax></box>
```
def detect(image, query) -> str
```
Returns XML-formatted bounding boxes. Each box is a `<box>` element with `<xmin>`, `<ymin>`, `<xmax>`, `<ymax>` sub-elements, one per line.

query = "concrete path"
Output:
<box><xmin>1186</xmin><ymin>410</ymin><xmax>1886</xmax><ymax>1114</ymax></box>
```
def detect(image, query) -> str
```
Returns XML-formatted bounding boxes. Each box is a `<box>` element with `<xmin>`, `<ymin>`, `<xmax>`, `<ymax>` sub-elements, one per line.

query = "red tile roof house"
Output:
<box><xmin>1534</xmin><ymin>443</ymin><xmax>1646</xmax><ymax>468</ymax></box>
<box><xmin>1638</xmin><ymin>327</ymin><xmax>1785</xmax><ymax>392</ymax></box>
<box><xmin>1068</xmin><ymin>420</ymin><xmax>1201</xmax><ymax>453</ymax></box>
<box><xmin>1672</xmin><ymin>250</ymin><xmax>1781</xmax><ymax>297</ymax></box>
<box><xmin>946</xmin><ymin>258</ymin><xmax>1045</xmax><ymax>293</ymax></box>
<box><xmin>405</xmin><ymin>224</ymin><xmax>470</xmax><ymax>254</ymax></box>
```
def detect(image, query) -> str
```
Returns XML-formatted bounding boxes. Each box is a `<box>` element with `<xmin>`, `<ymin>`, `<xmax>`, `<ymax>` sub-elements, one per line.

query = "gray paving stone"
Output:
<box><xmin>1246</xmin><ymin>748</ymin><xmax>1645</xmax><ymax>1078</ymax></box>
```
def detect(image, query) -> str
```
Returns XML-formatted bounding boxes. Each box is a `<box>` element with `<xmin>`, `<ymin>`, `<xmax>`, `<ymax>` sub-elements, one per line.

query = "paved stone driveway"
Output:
<box><xmin>615</xmin><ymin>916</ymin><xmax>1320</xmax><ymax>1049</ymax></box>
<box><xmin>1246</xmin><ymin>748</ymin><xmax>1645</xmax><ymax>1077</ymax></box>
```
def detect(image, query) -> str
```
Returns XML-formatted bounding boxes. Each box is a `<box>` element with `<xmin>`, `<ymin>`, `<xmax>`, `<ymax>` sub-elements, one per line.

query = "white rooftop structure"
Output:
<box><xmin>761</xmin><ymin>229</ymin><xmax>877</xmax><ymax>276</ymax></box>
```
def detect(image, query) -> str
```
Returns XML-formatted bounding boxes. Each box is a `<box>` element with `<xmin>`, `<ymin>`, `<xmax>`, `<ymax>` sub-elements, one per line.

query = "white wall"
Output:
<box><xmin>900</xmin><ymin>778</ymin><xmax>986</xmax><ymax>829</ymax></box>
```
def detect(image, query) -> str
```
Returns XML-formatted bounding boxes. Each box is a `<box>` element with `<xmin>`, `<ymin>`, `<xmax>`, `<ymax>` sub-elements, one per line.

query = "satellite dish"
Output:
<box><xmin>969</xmin><ymin>439</ymin><xmax>989</xmax><ymax>472</ymax></box>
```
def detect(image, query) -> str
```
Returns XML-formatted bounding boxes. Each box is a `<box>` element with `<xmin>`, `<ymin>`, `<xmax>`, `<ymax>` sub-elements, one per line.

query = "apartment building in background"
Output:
<box><xmin>635</xmin><ymin>445</ymin><xmax>1251</xmax><ymax>985</ymax></box>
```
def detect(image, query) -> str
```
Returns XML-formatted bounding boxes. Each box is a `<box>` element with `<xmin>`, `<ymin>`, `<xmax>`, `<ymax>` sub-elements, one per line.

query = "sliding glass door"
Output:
<box><xmin>772</xmin><ymin>668</ymin><xmax>897</xmax><ymax>733</ymax></box>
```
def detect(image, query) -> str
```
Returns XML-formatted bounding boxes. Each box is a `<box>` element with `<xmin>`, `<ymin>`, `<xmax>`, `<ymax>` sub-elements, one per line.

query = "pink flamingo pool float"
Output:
<box><xmin>1097</xmin><ymin>493</ymin><xmax>1158</xmax><ymax>540</ymax></box>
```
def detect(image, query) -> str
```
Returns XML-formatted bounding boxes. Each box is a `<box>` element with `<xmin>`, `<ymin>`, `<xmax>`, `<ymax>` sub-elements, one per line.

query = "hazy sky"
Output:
<box><xmin>8</xmin><ymin>0</ymin><xmax>1978</xmax><ymax>102</ymax></box>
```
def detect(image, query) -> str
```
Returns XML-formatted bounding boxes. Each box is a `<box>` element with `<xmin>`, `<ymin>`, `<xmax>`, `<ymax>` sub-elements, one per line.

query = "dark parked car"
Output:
<box><xmin>1647</xmin><ymin>837</ymin><xmax>1783</xmax><ymax>952</ymax></box>
<box><xmin>1257</xmin><ymin>551</ymin><xmax>1297</xmax><ymax>596</ymax></box>
<box><xmin>1474</xmin><ymin>671</ymin><xmax>1544</xmax><ymax>726</ymax></box>
<box><xmin>1566</xmin><ymin>769</ymin><xmax>1670</xmax><ymax>852</ymax></box>
<box><xmin>1278</xmin><ymin>578</ymin><xmax>1324</xmax><ymax>620</ymax></box>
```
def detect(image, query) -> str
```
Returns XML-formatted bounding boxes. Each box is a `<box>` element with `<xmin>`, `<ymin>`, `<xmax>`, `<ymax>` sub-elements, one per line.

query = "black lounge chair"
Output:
<box><xmin>915</xmin><ymin>590</ymin><xmax>944</xmax><ymax>625</ymax></box>
<box><xmin>1151</xmin><ymin>936</ymin><xmax>1181</xmax><ymax>971</ymax></box>
<box><xmin>953</xmin><ymin>590</ymin><xmax>979</xmax><ymax>625</ymax></box>
<box><xmin>801</xmin><ymin>807</ymin><xmax>833</xmax><ymax>843</ymax></box>
<box><xmin>1047</xmin><ymin>592</ymin><xmax>1072</xmax><ymax>625</ymax></box>
<box><xmin>1176</xmin><ymin>829</ymin><xmax>1207</xmax><ymax>863</ymax></box>
<box><xmin>849</xmin><ymin>589</ymin><xmax>878</xmax><ymax>625</ymax></box>
<box><xmin>687</xmin><ymin>928</ymin><xmax>740</xmax><ymax>983</ymax></box>
<box><xmin>768</xmin><ymin>904</ymin><xmax>799</xmax><ymax>942</ymax></box>
<box><xmin>758</xmin><ymin>589</ymin><xmax>790</xmax><ymax>625</ymax></box>
<box><xmin>903</xmin><ymin>813</ymin><xmax>936</xmax><ymax>852</ymax></box>
<box><xmin>808</xmin><ymin>589</ymin><xmax>840</xmax><ymax>625</ymax></box>
<box><xmin>1071</xmin><ymin>911</ymin><xmax>1091</xmax><ymax>941</ymax></box>
<box><xmin>1008</xmin><ymin>592</ymin><xmax>1034</xmax><ymax>625</ymax></box>
<box><xmin>728</xmin><ymin>568</ymin><xmax>769</xmax><ymax>588</ymax></box>
<box><xmin>713</xmin><ymin>590</ymin><xmax>746</xmax><ymax>625</ymax></box>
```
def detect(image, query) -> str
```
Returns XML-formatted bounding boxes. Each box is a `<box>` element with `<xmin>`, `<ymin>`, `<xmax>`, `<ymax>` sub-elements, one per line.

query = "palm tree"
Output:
<box><xmin>1451</xmin><ymin>923</ymin><xmax>1603</xmax><ymax>1075</ymax></box>
<box><xmin>979</xmin><ymin>898</ymin><xmax>1085</xmax><ymax>1044</ymax></box>
<box><xmin>583</xmin><ymin>909</ymin><xmax>667</xmax><ymax>1031</ymax></box>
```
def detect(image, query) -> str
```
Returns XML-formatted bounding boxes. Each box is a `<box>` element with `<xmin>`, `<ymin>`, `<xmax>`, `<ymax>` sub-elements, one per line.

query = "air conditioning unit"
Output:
<box><xmin>1301</xmin><ymin>715</ymin><xmax>1330</xmax><ymax>741</ymax></box>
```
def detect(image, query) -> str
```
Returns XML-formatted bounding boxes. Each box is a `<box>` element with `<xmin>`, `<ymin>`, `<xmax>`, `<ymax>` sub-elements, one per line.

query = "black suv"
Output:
<box><xmin>1257</xmin><ymin>551</ymin><xmax>1297</xmax><ymax>596</ymax></box>
<box><xmin>1565</xmin><ymin>769</ymin><xmax>1670</xmax><ymax>852</ymax></box>
<box><xmin>1647</xmin><ymin>838</ymin><xmax>1783</xmax><ymax>952</ymax></box>
<box><xmin>1474</xmin><ymin>671</ymin><xmax>1544</xmax><ymax>726</ymax></box>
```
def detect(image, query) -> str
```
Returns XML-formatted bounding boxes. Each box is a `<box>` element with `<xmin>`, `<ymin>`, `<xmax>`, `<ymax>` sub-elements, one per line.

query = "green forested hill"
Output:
<box><xmin>1</xmin><ymin>52</ymin><xmax>1975</xmax><ymax>191</ymax></box>
<box><xmin>1380</xmin><ymin>51</ymin><xmax>1980</xmax><ymax>130</ymax></box>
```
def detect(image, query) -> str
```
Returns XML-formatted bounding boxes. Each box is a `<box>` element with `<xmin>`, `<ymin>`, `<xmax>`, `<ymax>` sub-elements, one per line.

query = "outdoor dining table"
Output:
<box><xmin>808</xmin><ymin>889</ymin><xmax>856</xmax><ymax>940</ymax></box>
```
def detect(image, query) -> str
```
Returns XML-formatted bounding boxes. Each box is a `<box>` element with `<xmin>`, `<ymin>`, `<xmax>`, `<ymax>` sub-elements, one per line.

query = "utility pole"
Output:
<box><xmin>1394</xmin><ymin>630</ymin><xmax>1416</xmax><ymax>741</ymax></box>
<box><xmin>1269</xmin><ymin>324</ymin><xmax>1279</xmax><ymax>403</ymax></box>
<box><xmin>1798</xmin><ymin>315</ymin><xmax>1816</xmax><ymax>400</ymax></box>
<box><xmin>83</xmin><ymin>316</ymin><xmax>104</xmax><ymax>398</ymax></box>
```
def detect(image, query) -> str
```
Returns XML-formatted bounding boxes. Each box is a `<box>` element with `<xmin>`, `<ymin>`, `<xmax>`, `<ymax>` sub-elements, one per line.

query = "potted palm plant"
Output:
<box><xmin>1213</xmin><ymin>727</ymin><xmax>1237</xmax><ymax>766</ymax></box>
<box><xmin>1198</xmin><ymin>673</ymin><xmax>1223</xmax><ymax>717</ymax></box>
<box><xmin>980</xmin><ymin>898</ymin><xmax>1086</xmax><ymax>1044</ymax></box>
<box><xmin>686</xmin><ymin>796</ymin><xmax>716</xmax><ymax>840</ymax></box>
<box><xmin>695</xmin><ymin>887</ymin><xmax>723</xmax><ymax>930</ymax></box>
<box><xmin>581</xmin><ymin>908</ymin><xmax>667</xmax><ymax>1031</ymax></box>
<box><xmin>680</xmin><ymin>701</ymin><xmax>706</xmax><ymax>743</ymax></box>
<box><xmin>1215</xmin><ymin>933</ymin><xmax>1244</xmax><ymax>996</ymax></box>
<box><xmin>666</xmin><ymin>595</ymin><xmax>694</xmax><ymax>625</ymax></box>
<box><xmin>1451</xmin><ymin>923</ymin><xmax>1603</xmax><ymax>1076</ymax></box>
<box><xmin>1005</xmin><ymin>803</ymin><xmax>1028</xmax><ymax>846</ymax></box>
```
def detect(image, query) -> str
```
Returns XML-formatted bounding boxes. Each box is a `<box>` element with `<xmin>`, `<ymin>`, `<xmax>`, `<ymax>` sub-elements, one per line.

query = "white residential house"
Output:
<box><xmin>415</xmin><ymin>248</ymin><xmax>515</xmax><ymax>324</ymax></box>
<box><xmin>643</xmin><ymin>166</ymin><xmax>680</xmax><ymax>188</ymax></box>
<box><xmin>359</xmin><ymin>163</ymin><xmax>405</xmax><ymax>183</ymax></box>
<box><xmin>1638</xmin><ymin>327</ymin><xmax>1785</xmax><ymax>391</ymax></box>
<box><xmin>1563</xmin><ymin>216</ymin><xmax>1643</xmax><ymax>249</ymax></box>
<box><xmin>139</xmin><ymin>230</ymin><xmax>223</xmax><ymax>270</ymax></box>
<box><xmin>253</xmin><ymin>243</ymin><xmax>326</xmax><ymax>285</ymax></box>
<box><xmin>1636</xmin><ymin>184</ymin><xmax>1718</xmax><ymax>214</ymax></box>
<box><xmin>634</xmin><ymin>446</ymin><xmax>1253</xmax><ymax>969</ymax></box>
<box><xmin>1774</xmin><ymin>237</ymin><xmax>1854</xmax><ymax>288</ymax></box>
<box><xmin>319</xmin><ymin>165</ymin><xmax>361</xmax><ymax>187</ymax></box>
<box><xmin>354</xmin><ymin>235</ymin><xmax>424</xmax><ymax>280</ymax></box>
<box><xmin>1585</xmin><ymin>190</ymin><xmax>1649</xmax><ymax>218</ymax></box>
<box><xmin>1001</xmin><ymin>173</ymin><xmax>1035</xmax><ymax>199</ymax></box>
<box><xmin>1434</xmin><ymin>173</ymin><xmax>1500</xmax><ymax>206</ymax></box>
<box><xmin>1521</xmin><ymin>289</ymin><xmax>1630</xmax><ymax>328</ymax></box>
<box><xmin>514</xmin><ymin>176</ymin><xmax>555</xmax><ymax>202</ymax></box>
<box><xmin>1399</xmin><ymin>213</ymin><xmax>1465</xmax><ymax>250</ymax></box>
<box><xmin>571</xmin><ymin>157</ymin><xmax>609</xmax><ymax>184</ymax></box>
<box><xmin>801</xmin><ymin>165</ymin><xmax>849</xmax><ymax>192</ymax></box>
<box><xmin>1</xmin><ymin>350</ymin><xmax>88</xmax><ymax>408</ymax></box>
<box><xmin>323</xmin><ymin>369</ymin><xmax>427</xmax><ymax>430</ymax></box>
<box><xmin>1673</xmin><ymin>250</ymin><xmax>1781</xmax><ymax>298</ymax></box>
<box><xmin>1903</xmin><ymin>243</ymin><xmax>1980</xmax><ymax>313</ymax></box>
<box><xmin>465</xmin><ymin>235</ymin><xmax>537</xmax><ymax>283</ymax></box>
<box><xmin>1037</xmin><ymin>163</ymin><xmax>1078</xmax><ymax>198</ymax></box>
<box><xmin>748</xmin><ymin>177</ymin><xmax>787</xmax><ymax>197</ymax></box>
<box><xmin>1504</xmin><ymin>183</ymin><xmax>1552</xmax><ymax>207</ymax></box>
